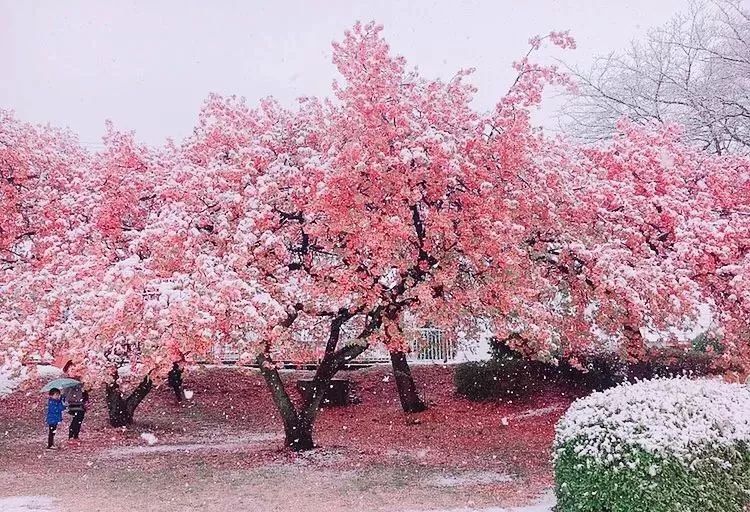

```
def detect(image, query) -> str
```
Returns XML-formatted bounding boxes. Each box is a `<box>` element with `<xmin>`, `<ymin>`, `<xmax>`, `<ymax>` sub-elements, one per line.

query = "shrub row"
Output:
<box><xmin>453</xmin><ymin>357</ymin><xmax>554</xmax><ymax>401</ymax></box>
<box><xmin>554</xmin><ymin>378</ymin><xmax>750</xmax><ymax>512</ymax></box>
<box><xmin>454</xmin><ymin>342</ymin><xmax>718</xmax><ymax>401</ymax></box>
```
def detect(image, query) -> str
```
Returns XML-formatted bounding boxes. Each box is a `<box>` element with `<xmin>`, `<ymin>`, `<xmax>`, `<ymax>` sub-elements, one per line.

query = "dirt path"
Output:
<box><xmin>0</xmin><ymin>493</ymin><xmax>554</xmax><ymax>512</ymax></box>
<box><xmin>0</xmin><ymin>427</ymin><xmax>556</xmax><ymax>512</ymax></box>
<box><xmin>0</xmin><ymin>496</ymin><xmax>59</xmax><ymax>512</ymax></box>
<box><xmin>0</xmin><ymin>454</ymin><xmax>554</xmax><ymax>512</ymax></box>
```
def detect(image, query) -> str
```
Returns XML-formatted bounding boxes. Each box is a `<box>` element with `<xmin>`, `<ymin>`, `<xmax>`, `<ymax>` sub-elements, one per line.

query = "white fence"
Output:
<box><xmin>212</xmin><ymin>327</ymin><xmax>456</xmax><ymax>365</ymax></box>
<box><xmin>408</xmin><ymin>327</ymin><xmax>455</xmax><ymax>362</ymax></box>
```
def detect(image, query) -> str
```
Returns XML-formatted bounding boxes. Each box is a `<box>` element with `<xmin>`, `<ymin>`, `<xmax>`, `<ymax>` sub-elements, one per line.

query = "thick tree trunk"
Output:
<box><xmin>390</xmin><ymin>351</ymin><xmax>427</xmax><ymax>413</ymax></box>
<box><xmin>259</xmin><ymin>342</ymin><xmax>367</xmax><ymax>451</ymax></box>
<box><xmin>259</xmin><ymin>363</ymin><xmax>325</xmax><ymax>451</ymax></box>
<box><xmin>257</xmin><ymin>352</ymin><xmax>308</xmax><ymax>449</ymax></box>
<box><xmin>285</xmin><ymin>417</ymin><xmax>315</xmax><ymax>451</ymax></box>
<box><xmin>623</xmin><ymin>325</ymin><xmax>647</xmax><ymax>362</ymax></box>
<box><xmin>258</xmin><ymin>307</ymin><xmax>383</xmax><ymax>451</ymax></box>
<box><xmin>105</xmin><ymin>385</ymin><xmax>129</xmax><ymax>427</ymax></box>
<box><xmin>105</xmin><ymin>376</ymin><xmax>153</xmax><ymax>427</ymax></box>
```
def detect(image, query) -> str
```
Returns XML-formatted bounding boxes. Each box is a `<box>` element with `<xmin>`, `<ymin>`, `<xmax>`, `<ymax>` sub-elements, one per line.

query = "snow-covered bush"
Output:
<box><xmin>553</xmin><ymin>377</ymin><xmax>750</xmax><ymax>512</ymax></box>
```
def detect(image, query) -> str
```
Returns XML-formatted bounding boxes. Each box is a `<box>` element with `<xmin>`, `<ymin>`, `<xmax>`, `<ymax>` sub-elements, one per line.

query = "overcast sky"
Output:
<box><xmin>2</xmin><ymin>0</ymin><xmax>690</xmax><ymax>147</ymax></box>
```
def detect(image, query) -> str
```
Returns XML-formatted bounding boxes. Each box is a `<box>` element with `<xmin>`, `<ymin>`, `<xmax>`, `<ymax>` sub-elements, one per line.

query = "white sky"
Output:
<box><xmin>2</xmin><ymin>0</ymin><xmax>690</xmax><ymax>147</ymax></box>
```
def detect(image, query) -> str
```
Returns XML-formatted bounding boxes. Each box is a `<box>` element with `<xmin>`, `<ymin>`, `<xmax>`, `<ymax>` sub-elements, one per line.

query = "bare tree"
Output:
<box><xmin>563</xmin><ymin>0</ymin><xmax>750</xmax><ymax>155</ymax></box>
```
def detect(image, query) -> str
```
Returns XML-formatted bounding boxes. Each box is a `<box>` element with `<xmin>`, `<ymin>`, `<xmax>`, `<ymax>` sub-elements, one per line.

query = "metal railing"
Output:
<box><xmin>408</xmin><ymin>328</ymin><xmax>456</xmax><ymax>362</ymax></box>
<box><xmin>211</xmin><ymin>327</ymin><xmax>455</xmax><ymax>366</ymax></box>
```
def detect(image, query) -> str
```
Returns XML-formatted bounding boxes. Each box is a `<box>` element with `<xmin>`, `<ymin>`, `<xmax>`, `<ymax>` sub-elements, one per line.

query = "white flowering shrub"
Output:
<box><xmin>553</xmin><ymin>377</ymin><xmax>750</xmax><ymax>512</ymax></box>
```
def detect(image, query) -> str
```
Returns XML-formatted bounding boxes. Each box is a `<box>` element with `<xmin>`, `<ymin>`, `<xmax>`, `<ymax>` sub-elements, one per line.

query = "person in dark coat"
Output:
<box><xmin>63</xmin><ymin>383</ymin><xmax>88</xmax><ymax>441</ymax></box>
<box><xmin>46</xmin><ymin>388</ymin><xmax>65</xmax><ymax>449</ymax></box>
<box><xmin>62</xmin><ymin>361</ymin><xmax>88</xmax><ymax>442</ymax></box>
<box><xmin>167</xmin><ymin>362</ymin><xmax>185</xmax><ymax>402</ymax></box>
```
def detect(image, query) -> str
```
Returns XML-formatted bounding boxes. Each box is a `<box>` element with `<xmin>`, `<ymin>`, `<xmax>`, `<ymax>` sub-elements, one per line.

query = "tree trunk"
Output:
<box><xmin>259</xmin><ymin>364</ymin><xmax>323</xmax><ymax>451</ymax></box>
<box><xmin>285</xmin><ymin>417</ymin><xmax>315</xmax><ymax>451</ymax></box>
<box><xmin>258</xmin><ymin>308</ymin><xmax>384</xmax><ymax>451</ymax></box>
<box><xmin>258</xmin><ymin>342</ymin><xmax>367</xmax><ymax>451</ymax></box>
<box><xmin>390</xmin><ymin>351</ymin><xmax>427</xmax><ymax>413</ymax></box>
<box><xmin>105</xmin><ymin>376</ymin><xmax>153</xmax><ymax>427</ymax></box>
<box><xmin>623</xmin><ymin>325</ymin><xmax>647</xmax><ymax>363</ymax></box>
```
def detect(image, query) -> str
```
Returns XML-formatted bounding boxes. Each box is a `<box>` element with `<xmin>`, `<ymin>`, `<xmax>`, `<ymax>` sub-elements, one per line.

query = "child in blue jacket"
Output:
<box><xmin>46</xmin><ymin>388</ymin><xmax>66</xmax><ymax>449</ymax></box>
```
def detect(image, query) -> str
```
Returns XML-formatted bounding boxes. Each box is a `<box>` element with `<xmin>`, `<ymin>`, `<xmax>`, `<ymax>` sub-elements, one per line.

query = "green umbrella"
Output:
<box><xmin>40</xmin><ymin>378</ymin><xmax>81</xmax><ymax>393</ymax></box>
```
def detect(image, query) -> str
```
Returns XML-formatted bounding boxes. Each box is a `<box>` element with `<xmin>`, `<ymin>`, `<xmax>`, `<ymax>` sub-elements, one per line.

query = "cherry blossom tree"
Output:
<box><xmin>125</xmin><ymin>23</ymin><xmax>575</xmax><ymax>449</ymax></box>
<box><xmin>0</xmin><ymin>109</ymin><xmax>93</xmax><ymax>270</ymax></box>
<box><xmin>0</xmin><ymin>119</ymin><xmax>231</xmax><ymax>425</ymax></box>
<box><xmin>3</xmin><ymin>21</ymin><xmax>746</xmax><ymax>450</ymax></box>
<box><xmin>59</xmin><ymin>126</ymin><xmax>271</xmax><ymax>426</ymax></box>
<box><xmin>0</xmin><ymin>110</ymin><xmax>95</xmax><ymax>372</ymax></box>
<box><xmin>520</xmin><ymin>120</ymin><xmax>750</xmax><ymax>370</ymax></box>
<box><xmin>221</xmin><ymin>24</ymin><xmax>578</xmax><ymax>449</ymax></box>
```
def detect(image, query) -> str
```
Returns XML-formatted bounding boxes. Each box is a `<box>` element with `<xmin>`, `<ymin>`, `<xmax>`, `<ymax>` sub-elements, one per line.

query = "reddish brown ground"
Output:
<box><xmin>0</xmin><ymin>364</ymin><xmax>579</xmax><ymax>512</ymax></box>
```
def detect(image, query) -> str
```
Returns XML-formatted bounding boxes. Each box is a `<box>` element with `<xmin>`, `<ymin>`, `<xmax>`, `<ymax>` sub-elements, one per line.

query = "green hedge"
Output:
<box><xmin>454</xmin><ymin>345</ymin><xmax>718</xmax><ymax>402</ymax></box>
<box><xmin>454</xmin><ymin>357</ymin><xmax>553</xmax><ymax>401</ymax></box>
<box><xmin>555</xmin><ymin>443</ymin><xmax>750</xmax><ymax>512</ymax></box>
<box><xmin>553</xmin><ymin>378</ymin><xmax>750</xmax><ymax>512</ymax></box>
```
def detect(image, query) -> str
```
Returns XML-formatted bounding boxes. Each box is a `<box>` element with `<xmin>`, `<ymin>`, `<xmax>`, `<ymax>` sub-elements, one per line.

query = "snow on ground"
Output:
<box><xmin>139</xmin><ymin>432</ymin><xmax>158</xmax><ymax>445</ymax></box>
<box><xmin>0</xmin><ymin>496</ymin><xmax>59</xmax><ymax>512</ymax></box>
<box><xmin>404</xmin><ymin>490</ymin><xmax>555</xmax><ymax>512</ymax></box>
<box><xmin>3</xmin><ymin>365</ymin><xmax>564</xmax><ymax>511</ymax></box>
<box><xmin>106</xmin><ymin>432</ymin><xmax>282</xmax><ymax>457</ymax></box>
<box><xmin>424</xmin><ymin>470</ymin><xmax>514</xmax><ymax>487</ymax></box>
<box><xmin>508</xmin><ymin>405</ymin><xmax>566</xmax><ymax>421</ymax></box>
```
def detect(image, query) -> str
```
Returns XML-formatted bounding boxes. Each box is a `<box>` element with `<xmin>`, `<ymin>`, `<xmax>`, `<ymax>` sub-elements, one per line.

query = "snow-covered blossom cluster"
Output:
<box><xmin>1</xmin><ymin>21</ymin><xmax>749</xmax><ymax>394</ymax></box>
<box><xmin>554</xmin><ymin>377</ymin><xmax>750</xmax><ymax>466</ymax></box>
